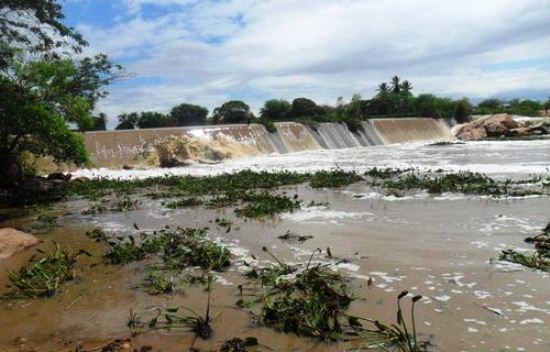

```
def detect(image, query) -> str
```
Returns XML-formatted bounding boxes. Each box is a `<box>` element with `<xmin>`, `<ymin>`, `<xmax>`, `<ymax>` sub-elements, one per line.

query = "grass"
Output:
<box><xmin>4</xmin><ymin>242</ymin><xmax>90</xmax><ymax>298</ymax></box>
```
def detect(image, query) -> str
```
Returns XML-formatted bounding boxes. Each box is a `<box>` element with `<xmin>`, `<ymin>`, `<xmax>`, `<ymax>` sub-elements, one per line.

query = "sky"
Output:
<box><xmin>62</xmin><ymin>0</ymin><xmax>550</xmax><ymax>128</ymax></box>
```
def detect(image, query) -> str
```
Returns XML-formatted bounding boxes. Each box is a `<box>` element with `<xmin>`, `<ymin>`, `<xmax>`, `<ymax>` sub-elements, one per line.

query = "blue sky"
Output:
<box><xmin>62</xmin><ymin>0</ymin><xmax>550</xmax><ymax>128</ymax></box>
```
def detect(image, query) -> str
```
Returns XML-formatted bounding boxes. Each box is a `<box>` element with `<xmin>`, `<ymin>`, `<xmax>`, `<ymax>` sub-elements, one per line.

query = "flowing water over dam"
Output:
<box><xmin>83</xmin><ymin>118</ymin><xmax>452</xmax><ymax>168</ymax></box>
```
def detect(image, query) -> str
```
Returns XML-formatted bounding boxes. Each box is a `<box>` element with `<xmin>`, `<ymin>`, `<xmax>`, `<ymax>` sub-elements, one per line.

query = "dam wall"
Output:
<box><xmin>83</xmin><ymin>117</ymin><xmax>453</xmax><ymax>168</ymax></box>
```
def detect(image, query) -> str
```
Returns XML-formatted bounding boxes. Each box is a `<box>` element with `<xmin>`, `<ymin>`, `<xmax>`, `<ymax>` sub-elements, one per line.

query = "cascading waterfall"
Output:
<box><xmin>83</xmin><ymin>118</ymin><xmax>454</xmax><ymax>168</ymax></box>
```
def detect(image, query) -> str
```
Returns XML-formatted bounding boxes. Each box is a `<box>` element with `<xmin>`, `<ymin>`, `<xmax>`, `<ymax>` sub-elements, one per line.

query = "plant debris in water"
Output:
<box><xmin>498</xmin><ymin>222</ymin><xmax>550</xmax><ymax>271</ymax></box>
<box><xmin>278</xmin><ymin>230</ymin><xmax>313</xmax><ymax>243</ymax></box>
<box><xmin>4</xmin><ymin>242</ymin><xmax>91</xmax><ymax>298</ymax></box>
<box><xmin>103</xmin><ymin>228</ymin><xmax>231</xmax><ymax>271</ymax></box>
<box><xmin>131</xmin><ymin>275</ymin><xmax>216</xmax><ymax>340</ymax></box>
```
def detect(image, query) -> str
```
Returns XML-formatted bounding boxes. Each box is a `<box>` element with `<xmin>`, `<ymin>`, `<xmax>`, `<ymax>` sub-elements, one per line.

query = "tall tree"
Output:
<box><xmin>115</xmin><ymin>112</ymin><xmax>139</xmax><ymax>130</ymax></box>
<box><xmin>376</xmin><ymin>82</ymin><xmax>389</xmax><ymax>96</ymax></box>
<box><xmin>390</xmin><ymin>76</ymin><xmax>401</xmax><ymax>94</ymax></box>
<box><xmin>0</xmin><ymin>55</ymin><xmax>119</xmax><ymax>186</ymax></box>
<box><xmin>212</xmin><ymin>100</ymin><xmax>252</xmax><ymax>124</ymax></box>
<box><xmin>260</xmin><ymin>99</ymin><xmax>291</xmax><ymax>121</ymax></box>
<box><xmin>170</xmin><ymin>103</ymin><xmax>208</xmax><ymax>126</ymax></box>
<box><xmin>400</xmin><ymin>80</ymin><xmax>413</xmax><ymax>94</ymax></box>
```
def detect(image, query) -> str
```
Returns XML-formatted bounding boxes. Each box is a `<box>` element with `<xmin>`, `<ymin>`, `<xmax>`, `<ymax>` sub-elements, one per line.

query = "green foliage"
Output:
<box><xmin>142</xmin><ymin>266</ymin><xmax>175</xmax><ymax>295</ymax></box>
<box><xmin>256</xmin><ymin>117</ymin><xmax>277</xmax><ymax>133</ymax></box>
<box><xmin>498</xmin><ymin>223</ymin><xmax>549</xmax><ymax>271</ymax></box>
<box><xmin>289</xmin><ymin>97</ymin><xmax>323</xmax><ymax>119</ymax></box>
<box><xmin>115</xmin><ymin>112</ymin><xmax>138</xmax><ymax>130</ymax></box>
<box><xmin>103</xmin><ymin>228</ymin><xmax>231</xmax><ymax>272</ymax></box>
<box><xmin>0</xmin><ymin>52</ymin><xmax>120</xmax><ymax>186</ymax></box>
<box><xmin>475</xmin><ymin>98</ymin><xmax>543</xmax><ymax>117</ymax></box>
<box><xmin>0</xmin><ymin>0</ymin><xmax>86</xmax><ymax>58</ymax></box>
<box><xmin>4</xmin><ymin>242</ymin><xmax>90</xmax><ymax>298</ymax></box>
<box><xmin>84</xmin><ymin>112</ymin><xmax>107</xmax><ymax>131</ymax></box>
<box><xmin>453</xmin><ymin>98</ymin><xmax>473</xmax><ymax>123</ymax></box>
<box><xmin>170</xmin><ymin>103</ymin><xmax>209</xmax><ymax>126</ymax></box>
<box><xmin>212</xmin><ymin>100</ymin><xmax>252</xmax><ymax>124</ymax></box>
<box><xmin>234</xmin><ymin>192</ymin><xmax>301</xmax><ymax>218</ymax></box>
<box><xmin>137</xmin><ymin>111</ymin><xmax>174</xmax><ymax>129</ymax></box>
<box><xmin>309</xmin><ymin>169</ymin><xmax>362</xmax><ymax>188</ymax></box>
<box><xmin>260</xmin><ymin>99</ymin><xmax>291</xmax><ymax>120</ymax></box>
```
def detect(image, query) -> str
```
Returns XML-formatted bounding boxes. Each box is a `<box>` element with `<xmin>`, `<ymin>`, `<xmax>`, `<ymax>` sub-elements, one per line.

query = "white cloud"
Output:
<box><xmin>75</xmin><ymin>0</ymin><xmax>550</xmax><ymax>124</ymax></box>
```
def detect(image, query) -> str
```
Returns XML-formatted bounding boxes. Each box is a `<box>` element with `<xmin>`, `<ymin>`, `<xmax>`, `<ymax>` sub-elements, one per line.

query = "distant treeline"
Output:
<box><xmin>87</xmin><ymin>76</ymin><xmax>550</xmax><ymax>132</ymax></box>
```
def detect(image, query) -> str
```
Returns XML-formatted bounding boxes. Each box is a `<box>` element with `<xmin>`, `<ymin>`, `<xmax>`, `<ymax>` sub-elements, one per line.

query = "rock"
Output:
<box><xmin>455</xmin><ymin>125</ymin><xmax>487</xmax><ymax>141</ymax></box>
<box><xmin>122</xmin><ymin>165</ymin><xmax>134</xmax><ymax>170</ymax></box>
<box><xmin>509</xmin><ymin>127</ymin><xmax>530</xmax><ymax>136</ymax></box>
<box><xmin>47</xmin><ymin>172</ymin><xmax>72</xmax><ymax>182</ymax></box>
<box><xmin>455</xmin><ymin>114</ymin><xmax>520</xmax><ymax>140</ymax></box>
<box><xmin>484</xmin><ymin>121</ymin><xmax>509</xmax><ymax>136</ymax></box>
<box><xmin>0</xmin><ymin>228</ymin><xmax>40</xmax><ymax>260</ymax></box>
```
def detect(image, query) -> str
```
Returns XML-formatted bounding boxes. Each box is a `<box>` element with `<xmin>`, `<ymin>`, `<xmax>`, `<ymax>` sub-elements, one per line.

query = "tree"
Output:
<box><xmin>376</xmin><ymin>83</ymin><xmax>389</xmax><ymax>96</ymax></box>
<box><xmin>85</xmin><ymin>113</ymin><xmax>107</xmax><ymax>131</ymax></box>
<box><xmin>260</xmin><ymin>99</ymin><xmax>291</xmax><ymax>121</ymax></box>
<box><xmin>212</xmin><ymin>100</ymin><xmax>252</xmax><ymax>124</ymax></box>
<box><xmin>414</xmin><ymin>94</ymin><xmax>453</xmax><ymax>118</ymax></box>
<box><xmin>137</xmin><ymin>112</ymin><xmax>174</xmax><ymax>129</ymax></box>
<box><xmin>453</xmin><ymin>98</ymin><xmax>473</xmax><ymax>123</ymax></box>
<box><xmin>390</xmin><ymin>76</ymin><xmax>401</xmax><ymax>94</ymax></box>
<box><xmin>0</xmin><ymin>1</ymin><xmax>86</xmax><ymax>59</ymax></box>
<box><xmin>506</xmin><ymin>99</ymin><xmax>542</xmax><ymax>117</ymax></box>
<box><xmin>170</xmin><ymin>103</ymin><xmax>208</xmax><ymax>126</ymax></box>
<box><xmin>544</xmin><ymin>97</ymin><xmax>550</xmax><ymax>116</ymax></box>
<box><xmin>476</xmin><ymin>99</ymin><xmax>502</xmax><ymax>114</ymax></box>
<box><xmin>288</xmin><ymin>98</ymin><xmax>322</xmax><ymax>118</ymax></box>
<box><xmin>400</xmin><ymin>80</ymin><xmax>413</xmax><ymax>94</ymax></box>
<box><xmin>115</xmin><ymin>113</ymin><xmax>139</xmax><ymax>130</ymax></box>
<box><xmin>0</xmin><ymin>55</ymin><xmax>118</xmax><ymax>186</ymax></box>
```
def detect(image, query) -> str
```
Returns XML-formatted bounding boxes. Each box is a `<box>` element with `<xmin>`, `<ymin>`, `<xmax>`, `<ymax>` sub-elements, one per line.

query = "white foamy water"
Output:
<box><xmin>74</xmin><ymin>139</ymin><xmax>550</xmax><ymax>180</ymax></box>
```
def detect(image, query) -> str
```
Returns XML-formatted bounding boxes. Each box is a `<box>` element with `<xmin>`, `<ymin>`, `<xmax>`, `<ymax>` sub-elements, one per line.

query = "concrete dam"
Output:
<box><xmin>83</xmin><ymin>118</ymin><xmax>453</xmax><ymax>168</ymax></box>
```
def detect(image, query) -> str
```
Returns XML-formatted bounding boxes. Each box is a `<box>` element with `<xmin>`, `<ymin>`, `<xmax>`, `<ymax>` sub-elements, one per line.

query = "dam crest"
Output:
<box><xmin>83</xmin><ymin>118</ymin><xmax>453</xmax><ymax>168</ymax></box>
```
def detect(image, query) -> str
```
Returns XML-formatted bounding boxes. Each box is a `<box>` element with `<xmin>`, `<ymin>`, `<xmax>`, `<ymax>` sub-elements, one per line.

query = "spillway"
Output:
<box><xmin>83</xmin><ymin>117</ymin><xmax>453</xmax><ymax>168</ymax></box>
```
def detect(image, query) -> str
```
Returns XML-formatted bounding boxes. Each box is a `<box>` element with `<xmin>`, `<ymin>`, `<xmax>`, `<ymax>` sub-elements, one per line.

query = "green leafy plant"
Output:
<box><xmin>4</xmin><ymin>242</ymin><xmax>91</xmax><ymax>298</ymax></box>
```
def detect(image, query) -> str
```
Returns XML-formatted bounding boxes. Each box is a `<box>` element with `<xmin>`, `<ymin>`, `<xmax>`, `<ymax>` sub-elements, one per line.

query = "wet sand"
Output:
<box><xmin>0</xmin><ymin>185</ymin><xmax>548</xmax><ymax>351</ymax></box>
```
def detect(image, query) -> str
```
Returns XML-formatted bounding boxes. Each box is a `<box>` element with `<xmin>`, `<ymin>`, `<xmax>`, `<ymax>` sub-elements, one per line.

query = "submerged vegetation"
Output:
<box><xmin>103</xmin><ymin>227</ymin><xmax>231</xmax><ymax>271</ymax></box>
<box><xmin>498</xmin><ymin>222</ymin><xmax>550</xmax><ymax>271</ymax></box>
<box><xmin>4</xmin><ymin>243</ymin><xmax>90</xmax><ymax>298</ymax></box>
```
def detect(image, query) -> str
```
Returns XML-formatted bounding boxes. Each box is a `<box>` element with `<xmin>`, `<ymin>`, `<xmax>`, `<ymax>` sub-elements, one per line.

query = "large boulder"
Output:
<box><xmin>455</xmin><ymin>114</ymin><xmax>519</xmax><ymax>140</ymax></box>
<box><xmin>0</xmin><ymin>228</ymin><xmax>40</xmax><ymax>260</ymax></box>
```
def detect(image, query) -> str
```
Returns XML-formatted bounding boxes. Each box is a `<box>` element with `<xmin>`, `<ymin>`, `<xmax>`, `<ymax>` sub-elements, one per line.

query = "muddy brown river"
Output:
<box><xmin>1</xmin><ymin>182</ymin><xmax>549</xmax><ymax>351</ymax></box>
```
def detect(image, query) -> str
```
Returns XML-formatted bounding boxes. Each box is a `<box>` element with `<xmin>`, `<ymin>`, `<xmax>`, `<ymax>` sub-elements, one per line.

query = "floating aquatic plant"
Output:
<box><xmin>4</xmin><ymin>242</ymin><xmax>91</xmax><ymax>298</ymax></box>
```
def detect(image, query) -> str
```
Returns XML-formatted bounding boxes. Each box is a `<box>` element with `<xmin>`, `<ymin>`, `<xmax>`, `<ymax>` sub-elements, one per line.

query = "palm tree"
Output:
<box><xmin>390</xmin><ymin>75</ymin><xmax>401</xmax><ymax>94</ymax></box>
<box><xmin>400</xmin><ymin>80</ymin><xmax>413</xmax><ymax>94</ymax></box>
<box><xmin>377</xmin><ymin>82</ymin><xmax>389</xmax><ymax>95</ymax></box>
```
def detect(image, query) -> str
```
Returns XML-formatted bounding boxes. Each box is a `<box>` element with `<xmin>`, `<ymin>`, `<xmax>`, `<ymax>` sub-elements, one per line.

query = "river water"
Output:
<box><xmin>1</xmin><ymin>140</ymin><xmax>549</xmax><ymax>352</ymax></box>
<box><xmin>74</xmin><ymin>139</ymin><xmax>550</xmax><ymax>180</ymax></box>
